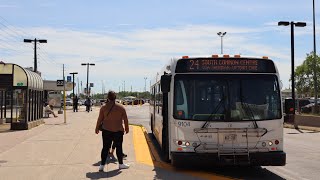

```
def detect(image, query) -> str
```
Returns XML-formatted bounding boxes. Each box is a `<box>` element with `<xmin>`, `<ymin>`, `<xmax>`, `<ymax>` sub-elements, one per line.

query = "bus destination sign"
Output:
<box><xmin>175</xmin><ymin>58</ymin><xmax>276</xmax><ymax>73</ymax></box>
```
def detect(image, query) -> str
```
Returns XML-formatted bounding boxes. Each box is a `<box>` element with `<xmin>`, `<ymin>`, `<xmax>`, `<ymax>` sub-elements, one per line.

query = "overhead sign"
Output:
<box><xmin>175</xmin><ymin>58</ymin><xmax>276</xmax><ymax>73</ymax></box>
<box><xmin>56</xmin><ymin>80</ymin><xmax>64</xmax><ymax>86</ymax></box>
<box><xmin>16</xmin><ymin>82</ymin><xmax>24</xmax><ymax>86</ymax></box>
<box><xmin>67</xmin><ymin>76</ymin><xmax>71</xmax><ymax>82</ymax></box>
<box><xmin>90</xmin><ymin>83</ymin><xmax>94</xmax><ymax>87</ymax></box>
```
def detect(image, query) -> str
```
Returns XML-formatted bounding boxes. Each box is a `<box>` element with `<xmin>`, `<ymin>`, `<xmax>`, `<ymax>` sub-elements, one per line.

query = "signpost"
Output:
<box><xmin>57</xmin><ymin>80</ymin><xmax>64</xmax><ymax>86</ymax></box>
<box><xmin>67</xmin><ymin>76</ymin><xmax>71</xmax><ymax>82</ymax></box>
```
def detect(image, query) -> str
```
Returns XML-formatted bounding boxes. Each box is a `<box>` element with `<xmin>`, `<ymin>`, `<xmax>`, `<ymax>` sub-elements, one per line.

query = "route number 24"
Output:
<box><xmin>189</xmin><ymin>60</ymin><xmax>199</xmax><ymax>70</ymax></box>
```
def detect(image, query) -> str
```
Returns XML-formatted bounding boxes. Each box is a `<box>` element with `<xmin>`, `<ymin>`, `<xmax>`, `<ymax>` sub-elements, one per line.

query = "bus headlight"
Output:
<box><xmin>268</xmin><ymin>141</ymin><xmax>273</xmax><ymax>146</ymax></box>
<box><xmin>185</xmin><ymin>142</ymin><xmax>190</xmax><ymax>146</ymax></box>
<box><xmin>262</xmin><ymin>142</ymin><xmax>266</xmax><ymax>147</ymax></box>
<box><xmin>192</xmin><ymin>142</ymin><xmax>198</xmax><ymax>147</ymax></box>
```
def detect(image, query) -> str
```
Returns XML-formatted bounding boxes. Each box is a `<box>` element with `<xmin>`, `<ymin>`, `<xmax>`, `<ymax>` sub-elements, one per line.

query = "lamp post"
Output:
<box><xmin>23</xmin><ymin>38</ymin><xmax>47</xmax><ymax>73</ymax></box>
<box><xmin>69</xmin><ymin>72</ymin><xmax>78</xmax><ymax>98</ymax></box>
<box><xmin>313</xmin><ymin>0</ymin><xmax>318</xmax><ymax>113</ymax></box>
<box><xmin>278</xmin><ymin>21</ymin><xmax>306</xmax><ymax>128</ymax></box>
<box><xmin>217</xmin><ymin>32</ymin><xmax>227</xmax><ymax>54</ymax></box>
<box><xmin>81</xmin><ymin>63</ymin><xmax>95</xmax><ymax>97</ymax></box>
<box><xmin>144</xmin><ymin>77</ymin><xmax>147</xmax><ymax>92</ymax></box>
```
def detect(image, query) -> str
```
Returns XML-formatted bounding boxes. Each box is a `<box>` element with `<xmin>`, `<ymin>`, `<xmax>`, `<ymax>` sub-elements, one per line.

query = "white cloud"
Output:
<box><xmin>1</xmin><ymin>24</ymin><xmax>295</xmax><ymax>92</ymax></box>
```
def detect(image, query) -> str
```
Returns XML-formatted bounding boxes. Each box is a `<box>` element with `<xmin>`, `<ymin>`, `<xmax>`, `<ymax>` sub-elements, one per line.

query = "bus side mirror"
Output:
<box><xmin>161</xmin><ymin>75</ymin><xmax>171</xmax><ymax>93</ymax></box>
<box><xmin>284</xmin><ymin>99</ymin><xmax>295</xmax><ymax>115</ymax></box>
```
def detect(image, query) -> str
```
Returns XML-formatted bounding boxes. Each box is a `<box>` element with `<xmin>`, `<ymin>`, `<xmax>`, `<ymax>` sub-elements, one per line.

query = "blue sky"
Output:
<box><xmin>0</xmin><ymin>0</ymin><xmax>319</xmax><ymax>93</ymax></box>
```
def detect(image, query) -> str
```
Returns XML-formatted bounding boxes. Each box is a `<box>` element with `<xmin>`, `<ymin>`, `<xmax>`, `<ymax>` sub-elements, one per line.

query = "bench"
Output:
<box><xmin>44</xmin><ymin>111</ymin><xmax>52</xmax><ymax>118</ymax></box>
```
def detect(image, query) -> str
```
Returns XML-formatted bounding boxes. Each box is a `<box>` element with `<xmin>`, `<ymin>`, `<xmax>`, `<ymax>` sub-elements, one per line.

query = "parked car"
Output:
<box><xmin>61</xmin><ymin>98</ymin><xmax>73</xmax><ymax>106</ymax></box>
<box><xmin>301</xmin><ymin>103</ymin><xmax>315</xmax><ymax>113</ymax></box>
<box><xmin>283</xmin><ymin>98</ymin><xmax>311</xmax><ymax>112</ymax></box>
<box><xmin>133</xmin><ymin>99</ymin><xmax>145</xmax><ymax>105</ymax></box>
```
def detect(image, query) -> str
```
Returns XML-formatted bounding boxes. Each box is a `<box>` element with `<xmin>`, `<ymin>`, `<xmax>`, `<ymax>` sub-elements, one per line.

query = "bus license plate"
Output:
<box><xmin>224</xmin><ymin>134</ymin><xmax>237</xmax><ymax>141</ymax></box>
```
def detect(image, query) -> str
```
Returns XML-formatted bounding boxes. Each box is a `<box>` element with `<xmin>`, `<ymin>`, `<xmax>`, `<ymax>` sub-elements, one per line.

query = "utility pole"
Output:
<box><xmin>144</xmin><ymin>77</ymin><xmax>147</xmax><ymax>92</ymax></box>
<box><xmin>217</xmin><ymin>32</ymin><xmax>227</xmax><ymax>54</ymax></box>
<box><xmin>77</xmin><ymin>78</ymin><xmax>80</xmax><ymax>96</ymax></box>
<box><xmin>81</xmin><ymin>63</ymin><xmax>95</xmax><ymax>97</ymax></box>
<box><xmin>23</xmin><ymin>38</ymin><xmax>47</xmax><ymax>73</ymax></box>
<box><xmin>63</xmin><ymin>64</ymin><xmax>66</xmax><ymax>123</ymax></box>
<box><xmin>69</xmin><ymin>72</ymin><xmax>78</xmax><ymax>98</ymax></box>
<box><xmin>278</xmin><ymin>21</ymin><xmax>306</xmax><ymax>129</ymax></box>
<box><xmin>313</xmin><ymin>0</ymin><xmax>318</xmax><ymax>114</ymax></box>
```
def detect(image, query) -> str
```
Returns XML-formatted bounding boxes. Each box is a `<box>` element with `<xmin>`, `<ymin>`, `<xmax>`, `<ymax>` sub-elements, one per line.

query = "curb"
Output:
<box><xmin>284</xmin><ymin>123</ymin><xmax>320</xmax><ymax>132</ymax></box>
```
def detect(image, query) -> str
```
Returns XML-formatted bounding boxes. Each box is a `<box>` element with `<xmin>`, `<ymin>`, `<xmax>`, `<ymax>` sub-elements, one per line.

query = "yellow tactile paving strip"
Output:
<box><xmin>132</xmin><ymin>125</ymin><xmax>236</xmax><ymax>180</ymax></box>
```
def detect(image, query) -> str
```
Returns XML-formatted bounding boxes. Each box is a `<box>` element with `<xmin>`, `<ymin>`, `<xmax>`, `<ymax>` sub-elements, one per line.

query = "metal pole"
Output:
<box><xmin>290</xmin><ymin>22</ymin><xmax>297</xmax><ymax>129</ymax></box>
<box><xmin>221</xmin><ymin>36</ymin><xmax>223</xmax><ymax>54</ymax></box>
<box><xmin>77</xmin><ymin>78</ymin><xmax>80</xmax><ymax>96</ymax></box>
<box><xmin>63</xmin><ymin>64</ymin><xmax>66</xmax><ymax>123</ymax></box>
<box><xmin>72</xmin><ymin>74</ymin><xmax>75</xmax><ymax>98</ymax></box>
<box><xmin>144</xmin><ymin>77</ymin><xmax>147</xmax><ymax>92</ymax></box>
<box><xmin>313</xmin><ymin>0</ymin><xmax>318</xmax><ymax>113</ymax></box>
<box><xmin>34</xmin><ymin>38</ymin><xmax>37</xmax><ymax>72</ymax></box>
<box><xmin>86</xmin><ymin>63</ymin><xmax>89</xmax><ymax>97</ymax></box>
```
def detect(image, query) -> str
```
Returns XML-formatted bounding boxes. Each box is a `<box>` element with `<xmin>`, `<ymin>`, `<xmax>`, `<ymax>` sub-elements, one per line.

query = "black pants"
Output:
<box><xmin>101</xmin><ymin>129</ymin><xmax>124</xmax><ymax>165</ymax></box>
<box><xmin>86</xmin><ymin>105</ymin><xmax>91</xmax><ymax>112</ymax></box>
<box><xmin>73</xmin><ymin>104</ymin><xmax>78</xmax><ymax>112</ymax></box>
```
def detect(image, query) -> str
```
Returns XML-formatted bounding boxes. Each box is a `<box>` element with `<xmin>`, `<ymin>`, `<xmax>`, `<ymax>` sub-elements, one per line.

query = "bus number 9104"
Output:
<box><xmin>177</xmin><ymin>121</ymin><xmax>190</xmax><ymax>127</ymax></box>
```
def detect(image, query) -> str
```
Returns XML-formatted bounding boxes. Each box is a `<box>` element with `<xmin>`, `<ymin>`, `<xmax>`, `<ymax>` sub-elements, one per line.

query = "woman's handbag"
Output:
<box><xmin>99</xmin><ymin>103</ymin><xmax>115</xmax><ymax>131</ymax></box>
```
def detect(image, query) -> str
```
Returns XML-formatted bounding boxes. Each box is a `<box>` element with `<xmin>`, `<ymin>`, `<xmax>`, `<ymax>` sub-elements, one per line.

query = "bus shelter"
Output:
<box><xmin>0</xmin><ymin>63</ymin><xmax>44</xmax><ymax>130</ymax></box>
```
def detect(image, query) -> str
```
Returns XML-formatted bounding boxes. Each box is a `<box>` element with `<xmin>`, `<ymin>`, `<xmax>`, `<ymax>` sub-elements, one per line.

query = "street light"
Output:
<box><xmin>81</xmin><ymin>63</ymin><xmax>95</xmax><ymax>97</ymax></box>
<box><xmin>278</xmin><ymin>21</ymin><xmax>306</xmax><ymax>128</ymax></box>
<box><xmin>69</xmin><ymin>72</ymin><xmax>78</xmax><ymax>98</ymax></box>
<box><xmin>313</xmin><ymin>0</ymin><xmax>318</xmax><ymax>113</ymax></box>
<box><xmin>217</xmin><ymin>32</ymin><xmax>227</xmax><ymax>54</ymax></box>
<box><xmin>144</xmin><ymin>77</ymin><xmax>147</xmax><ymax>92</ymax></box>
<box><xmin>23</xmin><ymin>38</ymin><xmax>47</xmax><ymax>73</ymax></box>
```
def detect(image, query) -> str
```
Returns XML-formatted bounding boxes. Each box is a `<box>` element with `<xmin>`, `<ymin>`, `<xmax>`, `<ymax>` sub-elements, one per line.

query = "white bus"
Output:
<box><xmin>150</xmin><ymin>55</ymin><xmax>286</xmax><ymax>167</ymax></box>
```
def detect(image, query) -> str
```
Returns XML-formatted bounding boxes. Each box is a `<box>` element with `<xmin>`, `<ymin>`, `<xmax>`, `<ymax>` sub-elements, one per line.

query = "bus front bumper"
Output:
<box><xmin>171</xmin><ymin>151</ymin><xmax>286</xmax><ymax>167</ymax></box>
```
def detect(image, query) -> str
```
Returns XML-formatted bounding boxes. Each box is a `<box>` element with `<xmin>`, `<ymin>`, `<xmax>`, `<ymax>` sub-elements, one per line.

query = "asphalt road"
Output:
<box><xmin>125</xmin><ymin>104</ymin><xmax>319</xmax><ymax>180</ymax></box>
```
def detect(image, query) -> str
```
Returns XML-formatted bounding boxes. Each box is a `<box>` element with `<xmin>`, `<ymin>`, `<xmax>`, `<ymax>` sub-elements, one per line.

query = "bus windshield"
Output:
<box><xmin>174</xmin><ymin>74</ymin><xmax>281</xmax><ymax>121</ymax></box>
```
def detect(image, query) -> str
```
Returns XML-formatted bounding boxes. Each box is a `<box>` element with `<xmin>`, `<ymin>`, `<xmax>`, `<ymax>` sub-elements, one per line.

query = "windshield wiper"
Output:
<box><xmin>202</xmin><ymin>93</ymin><xmax>226</xmax><ymax>128</ymax></box>
<box><xmin>239</xmin><ymin>81</ymin><xmax>258</xmax><ymax>128</ymax></box>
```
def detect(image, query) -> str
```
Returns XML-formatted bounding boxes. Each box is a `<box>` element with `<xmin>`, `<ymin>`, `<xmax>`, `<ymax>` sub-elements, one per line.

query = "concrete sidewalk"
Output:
<box><xmin>0</xmin><ymin>107</ymin><xmax>139</xmax><ymax>179</ymax></box>
<box><xmin>0</xmin><ymin>106</ymin><xmax>205</xmax><ymax>180</ymax></box>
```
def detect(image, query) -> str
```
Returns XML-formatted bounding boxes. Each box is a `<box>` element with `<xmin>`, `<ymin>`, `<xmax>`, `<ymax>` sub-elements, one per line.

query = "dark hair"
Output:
<box><xmin>107</xmin><ymin>91</ymin><xmax>116</xmax><ymax>101</ymax></box>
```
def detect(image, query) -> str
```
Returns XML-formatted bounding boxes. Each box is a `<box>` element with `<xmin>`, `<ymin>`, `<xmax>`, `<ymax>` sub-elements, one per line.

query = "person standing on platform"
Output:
<box><xmin>73</xmin><ymin>96</ymin><xmax>79</xmax><ymax>112</ymax></box>
<box><xmin>85</xmin><ymin>97</ymin><xmax>91</xmax><ymax>112</ymax></box>
<box><xmin>95</xmin><ymin>91</ymin><xmax>130</xmax><ymax>172</ymax></box>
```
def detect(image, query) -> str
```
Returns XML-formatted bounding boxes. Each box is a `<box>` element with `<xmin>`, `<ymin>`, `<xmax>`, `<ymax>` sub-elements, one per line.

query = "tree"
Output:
<box><xmin>295</xmin><ymin>52</ymin><xmax>320</xmax><ymax>97</ymax></box>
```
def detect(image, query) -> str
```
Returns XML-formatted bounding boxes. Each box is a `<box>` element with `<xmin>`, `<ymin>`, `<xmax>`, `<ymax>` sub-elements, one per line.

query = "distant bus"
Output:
<box><xmin>150</xmin><ymin>55</ymin><xmax>286</xmax><ymax>167</ymax></box>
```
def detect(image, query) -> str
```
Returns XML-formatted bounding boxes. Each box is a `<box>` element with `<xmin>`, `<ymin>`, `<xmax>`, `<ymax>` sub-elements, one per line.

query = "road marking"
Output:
<box><xmin>132</xmin><ymin>125</ymin><xmax>154</xmax><ymax>166</ymax></box>
<box><xmin>132</xmin><ymin>125</ymin><xmax>236</xmax><ymax>180</ymax></box>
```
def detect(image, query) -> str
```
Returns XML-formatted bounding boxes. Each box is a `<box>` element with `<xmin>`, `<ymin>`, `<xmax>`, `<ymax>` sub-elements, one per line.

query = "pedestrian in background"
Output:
<box><xmin>73</xmin><ymin>96</ymin><xmax>79</xmax><ymax>112</ymax></box>
<box><xmin>85</xmin><ymin>97</ymin><xmax>91</xmax><ymax>112</ymax></box>
<box><xmin>95</xmin><ymin>91</ymin><xmax>130</xmax><ymax>172</ymax></box>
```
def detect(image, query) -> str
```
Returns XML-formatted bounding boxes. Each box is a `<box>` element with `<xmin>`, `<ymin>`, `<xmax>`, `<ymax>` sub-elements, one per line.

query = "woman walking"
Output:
<box><xmin>95</xmin><ymin>91</ymin><xmax>130</xmax><ymax>172</ymax></box>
